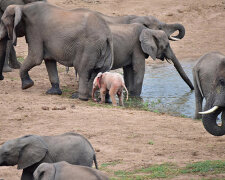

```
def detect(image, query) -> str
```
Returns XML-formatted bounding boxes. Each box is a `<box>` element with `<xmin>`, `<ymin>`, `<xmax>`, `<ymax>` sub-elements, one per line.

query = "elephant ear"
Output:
<box><xmin>96</xmin><ymin>72</ymin><xmax>103</xmax><ymax>88</ymax></box>
<box><xmin>139</xmin><ymin>29</ymin><xmax>157</xmax><ymax>60</ymax></box>
<box><xmin>18</xmin><ymin>136</ymin><xmax>48</xmax><ymax>170</ymax></box>
<box><xmin>1</xmin><ymin>5</ymin><xmax>22</xmax><ymax>46</ymax></box>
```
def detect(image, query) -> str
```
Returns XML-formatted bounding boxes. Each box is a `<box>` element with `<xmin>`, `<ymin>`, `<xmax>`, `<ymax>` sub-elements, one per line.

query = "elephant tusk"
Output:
<box><xmin>199</xmin><ymin>106</ymin><xmax>219</xmax><ymax>114</ymax></box>
<box><xmin>169</xmin><ymin>36</ymin><xmax>180</xmax><ymax>41</ymax></box>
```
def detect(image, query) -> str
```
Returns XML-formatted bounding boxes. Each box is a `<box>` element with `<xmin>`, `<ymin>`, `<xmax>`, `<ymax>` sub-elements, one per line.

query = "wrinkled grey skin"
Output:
<box><xmin>0</xmin><ymin>133</ymin><xmax>98</xmax><ymax>180</ymax></box>
<box><xmin>0</xmin><ymin>0</ymin><xmax>46</xmax><ymax>72</ymax></box>
<box><xmin>109</xmin><ymin>23</ymin><xmax>193</xmax><ymax>96</ymax></box>
<box><xmin>0</xmin><ymin>2</ymin><xmax>113</xmax><ymax>100</ymax></box>
<box><xmin>33</xmin><ymin>161</ymin><xmax>108</xmax><ymax>180</ymax></box>
<box><xmin>193</xmin><ymin>52</ymin><xmax>225</xmax><ymax>136</ymax></box>
<box><xmin>92</xmin><ymin>11</ymin><xmax>186</xmax><ymax>41</ymax></box>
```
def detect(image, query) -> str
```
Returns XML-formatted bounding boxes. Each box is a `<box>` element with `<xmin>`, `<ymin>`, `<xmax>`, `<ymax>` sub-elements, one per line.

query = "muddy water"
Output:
<box><xmin>141</xmin><ymin>60</ymin><xmax>197</xmax><ymax>118</ymax></box>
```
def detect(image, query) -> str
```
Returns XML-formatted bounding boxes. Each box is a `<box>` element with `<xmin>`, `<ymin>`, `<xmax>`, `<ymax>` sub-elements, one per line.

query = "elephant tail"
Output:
<box><xmin>123</xmin><ymin>84</ymin><xmax>129</xmax><ymax>101</ymax></box>
<box><xmin>93</xmin><ymin>154</ymin><xmax>98</xmax><ymax>169</ymax></box>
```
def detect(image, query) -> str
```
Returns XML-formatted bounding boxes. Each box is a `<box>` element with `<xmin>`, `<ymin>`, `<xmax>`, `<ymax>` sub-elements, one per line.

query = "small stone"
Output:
<box><xmin>71</xmin><ymin>104</ymin><xmax>76</xmax><ymax>109</ymax></box>
<box><xmin>52</xmin><ymin>106</ymin><xmax>66</xmax><ymax>110</ymax></box>
<box><xmin>95</xmin><ymin>148</ymin><xmax>101</xmax><ymax>152</ymax></box>
<box><xmin>42</xmin><ymin>106</ymin><xmax>50</xmax><ymax>110</ymax></box>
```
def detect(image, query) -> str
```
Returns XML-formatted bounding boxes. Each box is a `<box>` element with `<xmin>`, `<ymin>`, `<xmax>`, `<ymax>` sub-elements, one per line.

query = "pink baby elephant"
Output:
<box><xmin>92</xmin><ymin>72</ymin><xmax>128</xmax><ymax>106</ymax></box>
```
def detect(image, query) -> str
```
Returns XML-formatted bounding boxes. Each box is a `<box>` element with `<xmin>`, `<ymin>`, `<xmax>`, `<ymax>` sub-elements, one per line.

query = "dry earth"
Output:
<box><xmin>1</xmin><ymin>0</ymin><xmax>225</xmax><ymax>179</ymax></box>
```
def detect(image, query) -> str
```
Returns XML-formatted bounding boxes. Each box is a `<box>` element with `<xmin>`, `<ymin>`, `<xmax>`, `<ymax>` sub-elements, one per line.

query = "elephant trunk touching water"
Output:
<box><xmin>193</xmin><ymin>52</ymin><xmax>225</xmax><ymax>136</ymax></box>
<box><xmin>165</xmin><ymin>45</ymin><xmax>194</xmax><ymax>90</ymax></box>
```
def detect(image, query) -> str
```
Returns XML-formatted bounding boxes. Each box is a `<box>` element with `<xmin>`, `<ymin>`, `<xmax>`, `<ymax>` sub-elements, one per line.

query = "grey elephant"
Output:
<box><xmin>193</xmin><ymin>52</ymin><xmax>225</xmax><ymax>136</ymax></box>
<box><xmin>0</xmin><ymin>0</ymin><xmax>46</xmax><ymax>72</ymax></box>
<box><xmin>0</xmin><ymin>2</ymin><xmax>113</xmax><ymax>100</ymax></box>
<box><xmin>33</xmin><ymin>161</ymin><xmax>109</xmax><ymax>180</ymax></box>
<box><xmin>91</xmin><ymin>10</ymin><xmax>186</xmax><ymax>41</ymax></box>
<box><xmin>0</xmin><ymin>133</ymin><xmax>98</xmax><ymax>180</ymax></box>
<box><xmin>109</xmin><ymin>23</ymin><xmax>193</xmax><ymax>96</ymax></box>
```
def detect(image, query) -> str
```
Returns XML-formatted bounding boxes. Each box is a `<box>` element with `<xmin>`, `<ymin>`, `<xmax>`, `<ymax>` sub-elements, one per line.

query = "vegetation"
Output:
<box><xmin>98</xmin><ymin>160</ymin><xmax>225</xmax><ymax>179</ymax></box>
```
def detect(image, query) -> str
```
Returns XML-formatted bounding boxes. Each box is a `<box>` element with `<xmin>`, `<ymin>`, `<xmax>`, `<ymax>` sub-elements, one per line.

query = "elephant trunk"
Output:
<box><xmin>167</xmin><ymin>23</ymin><xmax>185</xmax><ymax>40</ymax></box>
<box><xmin>167</xmin><ymin>46</ymin><xmax>194</xmax><ymax>90</ymax></box>
<box><xmin>202</xmin><ymin>107</ymin><xmax>225</xmax><ymax>136</ymax></box>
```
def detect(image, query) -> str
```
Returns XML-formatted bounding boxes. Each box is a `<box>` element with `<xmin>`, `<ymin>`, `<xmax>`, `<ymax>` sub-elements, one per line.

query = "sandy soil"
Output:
<box><xmin>1</xmin><ymin>0</ymin><xmax>225</xmax><ymax>179</ymax></box>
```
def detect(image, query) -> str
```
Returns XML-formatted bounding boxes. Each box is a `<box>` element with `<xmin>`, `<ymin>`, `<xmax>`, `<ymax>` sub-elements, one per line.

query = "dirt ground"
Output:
<box><xmin>1</xmin><ymin>0</ymin><xmax>225</xmax><ymax>179</ymax></box>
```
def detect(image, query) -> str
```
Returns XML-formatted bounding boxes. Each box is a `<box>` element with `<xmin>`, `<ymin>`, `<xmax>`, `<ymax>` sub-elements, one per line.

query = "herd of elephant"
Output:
<box><xmin>0</xmin><ymin>0</ymin><xmax>225</xmax><ymax>179</ymax></box>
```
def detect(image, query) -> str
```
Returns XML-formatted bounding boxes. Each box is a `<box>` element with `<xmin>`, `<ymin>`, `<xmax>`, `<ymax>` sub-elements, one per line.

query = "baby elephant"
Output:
<box><xmin>33</xmin><ymin>161</ymin><xmax>109</xmax><ymax>180</ymax></box>
<box><xmin>92</xmin><ymin>72</ymin><xmax>128</xmax><ymax>106</ymax></box>
<box><xmin>0</xmin><ymin>132</ymin><xmax>98</xmax><ymax>180</ymax></box>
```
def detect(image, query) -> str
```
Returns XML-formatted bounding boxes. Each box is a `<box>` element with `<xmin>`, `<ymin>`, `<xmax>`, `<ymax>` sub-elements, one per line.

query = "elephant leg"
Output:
<box><xmin>0</xmin><ymin>39</ymin><xmax>7</xmax><ymax>80</ymax></box>
<box><xmin>44</xmin><ymin>59</ymin><xmax>62</xmax><ymax>95</ymax></box>
<box><xmin>109</xmin><ymin>89</ymin><xmax>117</xmax><ymax>106</ymax></box>
<box><xmin>131</xmin><ymin>54</ymin><xmax>145</xmax><ymax>97</ymax></box>
<box><xmin>3</xmin><ymin>40</ymin><xmax>12</xmax><ymax>72</ymax></box>
<box><xmin>20</xmin><ymin>46</ymin><xmax>43</xmax><ymax>89</ymax></box>
<box><xmin>77</xmin><ymin>73</ymin><xmax>89</xmax><ymax>101</ymax></box>
<box><xmin>21</xmin><ymin>170</ymin><xmax>34</xmax><ymax>180</ymax></box>
<box><xmin>9</xmin><ymin>45</ymin><xmax>21</xmax><ymax>69</ymax></box>
<box><xmin>117</xmin><ymin>90</ymin><xmax>123</xmax><ymax>106</ymax></box>
<box><xmin>100</xmin><ymin>88</ymin><xmax>106</xmax><ymax>104</ymax></box>
<box><xmin>123</xmin><ymin>65</ymin><xmax>134</xmax><ymax>94</ymax></box>
<box><xmin>88</xmin><ymin>71</ymin><xmax>97</xmax><ymax>97</ymax></box>
<box><xmin>193</xmin><ymin>73</ymin><xmax>203</xmax><ymax>119</ymax></box>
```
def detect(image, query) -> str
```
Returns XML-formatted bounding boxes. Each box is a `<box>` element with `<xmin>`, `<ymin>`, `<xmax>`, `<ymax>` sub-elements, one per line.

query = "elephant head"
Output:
<box><xmin>0</xmin><ymin>5</ymin><xmax>23</xmax><ymax>46</ymax></box>
<box><xmin>139</xmin><ymin>29</ymin><xmax>194</xmax><ymax>90</ymax></box>
<box><xmin>199</xmin><ymin>61</ymin><xmax>225</xmax><ymax>136</ymax></box>
<box><xmin>0</xmin><ymin>135</ymin><xmax>48</xmax><ymax>169</ymax></box>
<box><xmin>33</xmin><ymin>163</ymin><xmax>56</xmax><ymax>180</ymax></box>
<box><xmin>130</xmin><ymin>16</ymin><xmax>185</xmax><ymax>41</ymax></box>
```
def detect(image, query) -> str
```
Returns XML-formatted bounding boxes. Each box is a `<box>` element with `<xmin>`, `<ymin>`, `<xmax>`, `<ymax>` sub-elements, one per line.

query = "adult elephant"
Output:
<box><xmin>193</xmin><ymin>52</ymin><xmax>225</xmax><ymax>136</ymax></box>
<box><xmin>0</xmin><ymin>2</ymin><xmax>113</xmax><ymax>100</ymax></box>
<box><xmin>109</xmin><ymin>23</ymin><xmax>193</xmax><ymax>96</ymax></box>
<box><xmin>94</xmin><ymin>11</ymin><xmax>185</xmax><ymax>41</ymax></box>
<box><xmin>0</xmin><ymin>0</ymin><xmax>46</xmax><ymax>72</ymax></box>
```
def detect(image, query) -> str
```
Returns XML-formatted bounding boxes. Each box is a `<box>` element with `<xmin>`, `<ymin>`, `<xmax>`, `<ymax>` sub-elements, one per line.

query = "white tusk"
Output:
<box><xmin>169</xmin><ymin>36</ymin><xmax>180</xmax><ymax>41</ymax></box>
<box><xmin>199</xmin><ymin>106</ymin><xmax>219</xmax><ymax>115</ymax></box>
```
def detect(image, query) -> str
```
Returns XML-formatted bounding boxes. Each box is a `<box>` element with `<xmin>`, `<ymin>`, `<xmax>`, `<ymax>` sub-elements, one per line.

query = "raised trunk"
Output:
<box><xmin>0</xmin><ymin>38</ymin><xmax>7</xmax><ymax>80</ymax></box>
<box><xmin>167</xmin><ymin>46</ymin><xmax>194</xmax><ymax>90</ymax></box>
<box><xmin>167</xmin><ymin>23</ymin><xmax>185</xmax><ymax>40</ymax></box>
<box><xmin>202</xmin><ymin>107</ymin><xmax>225</xmax><ymax>136</ymax></box>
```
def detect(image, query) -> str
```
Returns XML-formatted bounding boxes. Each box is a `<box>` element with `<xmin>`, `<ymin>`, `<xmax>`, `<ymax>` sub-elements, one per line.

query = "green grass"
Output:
<box><xmin>106</xmin><ymin>160</ymin><xmax>225</xmax><ymax>179</ymax></box>
<box><xmin>17</xmin><ymin>57</ymin><xmax>24</xmax><ymax>62</ymax></box>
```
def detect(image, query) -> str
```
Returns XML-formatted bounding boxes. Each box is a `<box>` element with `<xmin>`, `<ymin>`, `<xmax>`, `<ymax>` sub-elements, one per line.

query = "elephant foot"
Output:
<box><xmin>21</xmin><ymin>77</ymin><xmax>34</xmax><ymax>89</ymax></box>
<box><xmin>3</xmin><ymin>65</ymin><xmax>12</xmax><ymax>72</ymax></box>
<box><xmin>79</xmin><ymin>93</ymin><xmax>89</xmax><ymax>101</ymax></box>
<box><xmin>46</xmin><ymin>83</ymin><xmax>62</xmax><ymax>95</ymax></box>
<box><xmin>71</xmin><ymin>92</ymin><xmax>79</xmax><ymax>99</ymax></box>
<box><xmin>9</xmin><ymin>60</ymin><xmax>21</xmax><ymax>69</ymax></box>
<box><xmin>0</xmin><ymin>75</ymin><xmax>4</xmax><ymax>80</ymax></box>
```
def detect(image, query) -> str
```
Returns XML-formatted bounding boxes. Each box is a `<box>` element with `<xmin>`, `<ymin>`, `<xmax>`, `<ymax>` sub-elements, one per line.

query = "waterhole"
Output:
<box><xmin>125</xmin><ymin>60</ymin><xmax>197</xmax><ymax>118</ymax></box>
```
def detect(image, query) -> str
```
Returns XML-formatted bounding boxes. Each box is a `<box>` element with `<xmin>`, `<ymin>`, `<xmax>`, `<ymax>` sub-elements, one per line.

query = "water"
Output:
<box><xmin>140</xmin><ymin>60</ymin><xmax>196</xmax><ymax>118</ymax></box>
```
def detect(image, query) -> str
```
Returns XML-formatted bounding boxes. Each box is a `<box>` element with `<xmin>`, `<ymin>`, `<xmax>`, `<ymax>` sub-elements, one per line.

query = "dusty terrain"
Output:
<box><xmin>1</xmin><ymin>0</ymin><xmax>225</xmax><ymax>179</ymax></box>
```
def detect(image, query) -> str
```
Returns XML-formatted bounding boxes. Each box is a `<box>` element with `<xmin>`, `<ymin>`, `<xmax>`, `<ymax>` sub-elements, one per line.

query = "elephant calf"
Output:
<box><xmin>33</xmin><ymin>161</ymin><xmax>109</xmax><ymax>180</ymax></box>
<box><xmin>92</xmin><ymin>72</ymin><xmax>128</xmax><ymax>106</ymax></box>
<box><xmin>193</xmin><ymin>51</ymin><xmax>225</xmax><ymax>136</ymax></box>
<box><xmin>0</xmin><ymin>132</ymin><xmax>98</xmax><ymax>180</ymax></box>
